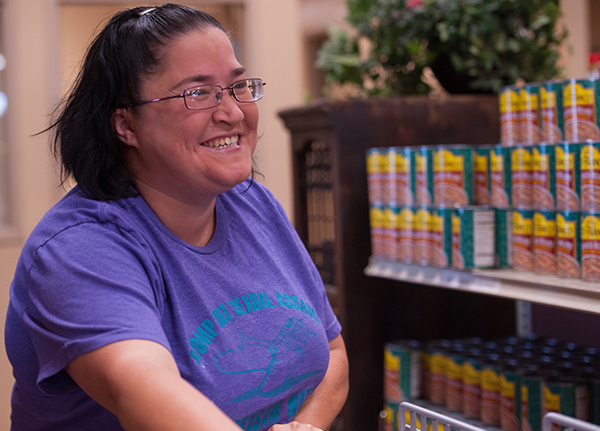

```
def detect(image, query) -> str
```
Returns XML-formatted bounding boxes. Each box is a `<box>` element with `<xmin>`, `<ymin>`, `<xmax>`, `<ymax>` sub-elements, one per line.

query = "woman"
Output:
<box><xmin>4</xmin><ymin>4</ymin><xmax>348</xmax><ymax>431</ymax></box>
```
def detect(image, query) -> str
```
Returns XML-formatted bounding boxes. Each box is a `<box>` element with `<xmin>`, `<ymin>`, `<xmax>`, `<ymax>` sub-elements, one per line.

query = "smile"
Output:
<box><xmin>201</xmin><ymin>135</ymin><xmax>239</xmax><ymax>149</ymax></box>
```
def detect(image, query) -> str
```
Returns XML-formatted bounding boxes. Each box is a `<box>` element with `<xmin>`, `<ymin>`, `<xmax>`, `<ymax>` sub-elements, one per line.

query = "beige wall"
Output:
<box><xmin>0</xmin><ymin>0</ymin><xmax>593</xmax><ymax>428</ymax></box>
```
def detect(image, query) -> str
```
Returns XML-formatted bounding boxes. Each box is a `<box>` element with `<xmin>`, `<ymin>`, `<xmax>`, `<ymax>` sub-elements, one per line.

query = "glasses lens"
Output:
<box><xmin>233</xmin><ymin>79</ymin><xmax>263</xmax><ymax>102</ymax></box>
<box><xmin>184</xmin><ymin>85</ymin><xmax>220</xmax><ymax>110</ymax></box>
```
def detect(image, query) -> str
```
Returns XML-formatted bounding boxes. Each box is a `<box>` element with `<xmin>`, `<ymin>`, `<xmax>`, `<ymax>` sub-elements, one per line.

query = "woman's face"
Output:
<box><xmin>115</xmin><ymin>27</ymin><xmax>259</xmax><ymax>204</ymax></box>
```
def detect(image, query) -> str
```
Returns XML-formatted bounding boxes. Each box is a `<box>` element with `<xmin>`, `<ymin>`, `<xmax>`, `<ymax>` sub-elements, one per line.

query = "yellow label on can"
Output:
<box><xmin>557</xmin><ymin>214</ymin><xmax>576</xmax><ymax>239</ymax></box>
<box><xmin>398</xmin><ymin>208</ymin><xmax>413</xmax><ymax>230</ymax></box>
<box><xmin>413</xmin><ymin>208</ymin><xmax>431</xmax><ymax>231</ymax></box>
<box><xmin>500</xmin><ymin>374</ymin><xmax>516</xmax><ymax>398</ymax></box>
<box><xmin>555</xmin><ymin>145</ymin><xmax>574</xmax><ymax>171</ymax></box>
<box><xmin>452</xmin><ymin>212</ymin><xmax>461</xmax><ymax>235</ymax></box>
<box><xmin>511</xmin><ymin>148</ymin><xmax>532</xmax><ymax>171</ymax></box>
<box><xmin>434</xmin><ymin>149</ymin><xmax>464</xmax><ymax>172</ymax></box>
<box><xmin>513</xmin><ymin>211</ymin><xmax>533</xmax><ymax>235</ymax></box>
<box><xmin>463</xmin><ymin>362</ymin><xmax>481</xmax><ymax>385</ymax></box>
<box><xmin>370</xmin><ymin>207</ymin><xmax>384</xmax><ymax>229</ymax></box>
<box><xmin>534</xmin><ymin>212</ymin><xmax>556</xmax><ymax>237</ymax></box>
<box><xmin>430</xmin><ymin>353</ymin><xmax>446</xmax><ymax>373</ymax></box>
<box><xmin>532</xmin><ymin>147</ymin><xmax>549</xmax><ymax>172</ymax></box>
<box><xmin>581</xmin><ymin>215</ymin><xmax>600</xmax><ymax>240</ymax></box>
<box><xmin>384</xmin><ymin>348</ymin><xmax>400</xmax><ymax>371</ymax></box>
<box><xmin>581</xmin><ymin>144</ymin><xmax>600</xmax><ymax>171</ymax></box>
<box><xmin>564</xmin><ymin>82</ymin><xmax>595</xmax><ymax>107</ymax></box>
<box><xmin>543</xmin><ymin>385</ymin><xmax>561</xmax><ymax>412</ymax></box>
<box><xmin>521</xmin><ymin>385</ymin><xmax>529</xmax><ymax>404</ymax></box>
<box><xmin>446</xmin><ymin>358</ymin><xmax>461</xmax><ymax>379</ymax></box>
<box><xmin>541</xmin><ymin>86</ymin><xmax>557</xmax><ymax>110</ymax></box>
<box><xmin>415</xmin><ymin>152</ymin><xmax>427</xmax><ymax>173</ymax></box>
<box><xmin>481</xmin><ymin>368</ymin><xmax>500</xmax><ymax>391</ymax></box>
<box><xmin>383</xmin><ymin>207</ymin><xmax>398</xmax><ymax>229</ymax></box>
<box><xmin>475</xmin><ymin>153</ymin><xmax>488</xmax><ymax>172</ymax></box>
<box><xmin>500</xmin><ymin>88</ymin><xmax>521</xmax><ymax>113</ymax></box>
<box><xmin>391</xmin><ymin>152</ymin><xmax>411</xmax><ymax>173</ymax></box>
<box><xmin>367</xmin><ymin>151</ymin><xmax>383</xmax><ymax>174</ymax></box>
<box><xmin>491</xmin><ymin>150</ymin><xmax>504</xmax><ymax>172</ymax></box>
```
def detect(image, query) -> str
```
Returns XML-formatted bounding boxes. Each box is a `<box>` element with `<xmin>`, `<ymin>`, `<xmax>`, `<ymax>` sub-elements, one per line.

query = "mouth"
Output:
<box><xmin>201</xmin><ymin>135</ymin><xmax>240</xmax><ymax>149</ymax></box>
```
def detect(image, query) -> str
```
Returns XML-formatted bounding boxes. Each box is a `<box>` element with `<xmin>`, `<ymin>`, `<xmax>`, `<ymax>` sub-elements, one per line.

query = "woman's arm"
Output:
<box><xmin>270</xmin><ymin>334</ymin><xmax>349</xmax><ymax>431</ymax></box>
<box><xmin>66</xmin><ymin>339</ymin><xmax>242</xmax><ymax>431</ymax></box>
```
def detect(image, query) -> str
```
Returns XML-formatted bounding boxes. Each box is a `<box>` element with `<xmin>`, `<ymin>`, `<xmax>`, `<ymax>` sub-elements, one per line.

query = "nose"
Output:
<box><xmin>212</xmin><ymin>88</ymin><xmax>245</xmax><ymax>123</ymax></box>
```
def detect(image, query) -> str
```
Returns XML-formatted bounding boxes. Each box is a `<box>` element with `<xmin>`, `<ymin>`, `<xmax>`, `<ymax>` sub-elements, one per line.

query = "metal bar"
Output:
<box><xmin>399</xmin><ymin>402</ymin><xmax>487</xmax><ymax>431</ymax></box>
<box><xmin>542</xmin><ymin>412</ymin><xmax>600</xmax><ymax>431</ymax></box>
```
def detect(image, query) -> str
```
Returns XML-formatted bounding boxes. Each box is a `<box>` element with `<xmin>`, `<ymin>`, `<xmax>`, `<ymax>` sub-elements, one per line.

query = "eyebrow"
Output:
<box><xmin>172</xmin><ymin>67</ymin><xmax>247</xmax><ymax>90</ymax></box>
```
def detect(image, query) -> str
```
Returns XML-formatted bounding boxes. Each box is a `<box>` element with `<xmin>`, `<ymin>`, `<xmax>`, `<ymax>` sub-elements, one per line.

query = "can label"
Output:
<box><xmin>563</xmin><ymin>79</ymin><xmax>600</xmax><ymax>142</ymax></box>
<box><xmin>544</xmin><ymin>381</ymin><xmax>590</xmax><ymax>426</ymax></box>
<box><xmin>367</xmin><ymin>148</ymin><xmax>384</xmax><ymax>205</ymax></box>
<box><xmin>541</xmin><ymin>81</ymin><xmax>564</xmax><ymax>143</ymax></box>
<box><xmin>398</xmin><ymin>207</ymin><xmax>414</xmax><ymax>264</ymax></box>
<box><xmin>481</xmin><ymin>365</ymin><xmax>501</xmax><ymax>426</ymax></box>
<box><xmin>445</xmin><ymin>354</ymin><xmax>464</xmax><ymax>412</ymax></box>
<box><xmin>475</xmin><ymin>146</ymin><xmax>492</xmax><ymax>205</ymax></box>
<box><xmin>532</xmin><ymin>144</ymin><xmax>556</xmax><ymax>209</ymax></box>
<box><xmin>580</xmin><ymin>142</ymin><xmax>600</xmax><ymax>210</ymax></box>
<box><xmin>500</xmin><ymin>371</ymin><xmax>522</xmax><ymax>431</ymax></box>
<box><xmin>496</xmin><ymin>208</ymin><xmax>513</xmax><ymax>268</ymax></box>
<box><xmin>370</xmin><ymin>205</ymin><xmax>386</xmax><ymax>259</ymax></box>
<box><xmin>414</xmin><ymin>146</ymin><xmax>433</xmax><ymax>206</ymax></box>
<box><xmin>433</xmin><ymin>146</ymin><xmax>473</xmax><ymax>206</ymax></box>
<box><xmin>491</xmin><ymin>145</ymin><xmax>511</xmax><ymax>207</ymax></box>
<box><xmin>521</xmin><ymin>84</ymin><xmax>543</xmax><ymax>145</ymax></box>
<box><xmin>512</xmin><ymin>209</ymin><xmax>534</xmax><ymax>272</ymax></box>
<box><xmin>452</xmin><ymin>207</ymin><xmax>496</xmax><ymax>269</ymax></box>
<box><xmin>429</xmin><ymin>350</ymin><xmax>447</xmax><ymax>406</ymax></box>
<box><xmin>413</xmin><ymin>207</ymin><xmax>432</xmax><ymax>266</ymax></box>
<box><xmin>382</xmin><ymin>402</ymin><xmax>399</xmax><ymax>431</ymax></box>
<box><xmin>556</xmin><ymin>210</ymin><xmax>581</xmax><ymax>278</ymax></box>
<box><xmin>534</xmin><ymin>210</ymin><xmax>557</xmax><ymax>275</ymax></box>
<box><xmin>384</xmin><ymin>147</ymin><xmax>414</xmax><ymax>206</ymax></box>
<box><xmin>511</xmin><ymin>146</ymin><xmax>533</xmax><ymax>207</ymax></box>
<box><xmin>581</xmin><ymin>212</ymin><xmax>600</xmax><ymax>281</ymax></box>
<box><xmin>556</xmin><ymin>142</ymin><xmax>581</xmax><ymax>210</ymax></box>
<box><xmin>463</xmin><ymin>359</ymin><xmax>482</xmax><ymax>419</ymax></box>
<box><xmin>500</xmin><ymin>85</ymin><xmax>521</xmax><ymax>145</ymax></box>
<box><xmin>383</xmin><ymin>341</ymin><xmax>421</xmax><ymax>403</ymax></box>
<box><xmin>522</xmin><ymin>376</ymin><xmax>544</xmax><ymax>431</ymax></box>
<box><xmin>431</xmin><ymin>208</ymin><xmax>452</xmax><ymax>268</ymax></box>
<box><xmin>382</xmin><ymin>206</ymin><xmax>399</xmax><ymax>261</ymax></box>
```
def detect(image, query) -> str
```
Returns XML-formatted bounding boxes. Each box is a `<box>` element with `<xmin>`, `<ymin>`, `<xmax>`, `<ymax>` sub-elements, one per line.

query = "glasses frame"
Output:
<box><xmin>132</xmin><ymin>78</ymin><xmax>265</xmax><ymax>110</ymax></box>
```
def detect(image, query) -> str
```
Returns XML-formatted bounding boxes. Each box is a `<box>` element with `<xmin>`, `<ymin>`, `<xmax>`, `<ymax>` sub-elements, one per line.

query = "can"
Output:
<box><xmin>500</xmin><ymin>361</ymin><xmax>522</xmax><ymax>431</ymax></box>
<box><xmin>512</xmin><ymin>208</ymin><xmax>535</xmax><ymax>272</ymax></box>
<box><xmin>382</xmin><ymin>402</ymin><xmax>399</xmax><ymax>431</ymax></box>
<box><xmin>382</xmin><ymin>206</ymin><xmax>399</xmax><ymax>261</ymax></box>
<box><xmin>462</xmin><ymin>350</ymin><xmax>483</xmax><ymax>419</ymax></box>
<box><xmin>532</xmin><ymin>144</ymin><xmax>556</xmax><ymax>209</ymax></box>
<box><xmin>556</xmin><ymin>210</ymin><xmax>581</xmax><ymax>279</ymax></box>
<box><xmin>521</xmin><ymin>83</ymin><xmax>544</xmax><ymax>145</ymax></box>
<box><xmin>474</xmin><ymin>145</ymin><xmax>492</xmax><ymax>205</ymax></box>
<box><xmin>563</xmin><ymin>78</ymin><xmax>600</xmax><ymax>143</ymax></box>
<box><xmin>555</xmin><ymin>142</ymin><xmax>581</xmax><ymax>210</ymax></box>
<box><xmin>580</xmin><ymin>142</ymin><xmax>600</xmax><ymax>210</ymax></box>
<box><xmin>431</xmin><ymin>207</ymin><xmax>452</xmax><ymax>268</ymax></box>
<box><xmin>544</xmin><ymin>377</ymin><xmax>590</xmax><ymax>427</ymax></box>
<box><xmin>445</xmin><ymin>345</ymin><xmax>465</xmax><ymax>412</ymax></box>
<box><xmin>521</xmin><ymin>366</ymin><xmax>545</xmax><ymax>431</ymax></box>
<box><xmin>428</xmin><ymin>341</ymin><xmax>450</xmax><ymax>406</ymax></box>
<box><xmin>366</xmin><ymin>147</ymin><xmax>384</xmax><ymax>206</ymax></box>
<box><xmin>383</xmin><ymin>340</ymin><xmax>422</xmax><ymax>403</ymax></box>
<box><xmin>382</xmin><ymin>147</ymin><xmax>413</xmax><ymax>206</ymax></box>
<box><xmin>413</xmin><ymin>145</ymin><xmax>433</xmax><ymax>206</ymax></box>
<box><xmin>511</xmin><ymin>145</ymin><xmax>534</xmax><ymax>207</ymax></box>
<box><xmin>500</xmin><ymin>85</ymin><xmax>522</xmax><ymax>145</ymax></box>
<box><xmin>491</xmin><ymin>144</ymin><xmax>512</xmax><ymax>207</ymax></box>
<box><xmin>541</xmin><ymin>80</ymin><xmax>565</xmax><ymax>144</ymax></box>
<box><xmin>581</xmin><ymin>211</ymin><xmax>600</xmax><ymax>282</ymax></box>
<box><xmin>451</xmin><ymin>206</ymin><xmax>496</xmax><ymax>269</ymax></box>
<box><xmin>496</xmin><ymin>208</ymin><xmax>513</xmax><ymax>268</ymax></box>
<box><xmin>370</xmin><ymin>205</ymin><xmax>386</xmax><ymax>259</ymax></box>
<box><xmin>433</xmin><ymin>145</ymin><xmax>473</xmax><ymax>207</ymax></box>
<box><xmin>412</xmin><ymin>206</ymin><xmax>432</xmax><ymax>266</ymax></box>
<box><xmin>534</xmin><ymin>210</ymin><xmax>557</xmax><ymax>275</ymax></box>
<box><xmin>397</xmin><ymin>207</ymin><xmax>414</xmax><ymax>264</ymax></box>
<box><xmin>481</xmin><ymin>354</ymin><xmax>502</xmax><ymax>427</ymax></box>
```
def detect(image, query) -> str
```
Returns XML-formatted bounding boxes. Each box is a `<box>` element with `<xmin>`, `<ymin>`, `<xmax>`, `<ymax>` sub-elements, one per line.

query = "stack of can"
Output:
<box><xmin>383</xmin><ymin>335</ymin><xmax>600</xmax><ymax>431</ymax></box>
<box><xmin>367</xmin><ymin>77</ymin><xmax>600</xmax><ymax>282</ymax></box>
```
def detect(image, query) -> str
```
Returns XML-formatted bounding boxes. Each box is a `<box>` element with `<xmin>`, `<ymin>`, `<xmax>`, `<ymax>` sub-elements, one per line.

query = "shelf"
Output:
<box><xmin>364</xmin><ymin>258</ymin><xmax>600</xmax><ymax>314</ymax></box>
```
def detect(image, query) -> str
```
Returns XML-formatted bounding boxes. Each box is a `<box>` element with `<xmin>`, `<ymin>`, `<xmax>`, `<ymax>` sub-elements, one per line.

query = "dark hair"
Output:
<box><xmin>49</xmin><ymin>4</ymin><xmax>227</xmax><ymax>200</ymax></box>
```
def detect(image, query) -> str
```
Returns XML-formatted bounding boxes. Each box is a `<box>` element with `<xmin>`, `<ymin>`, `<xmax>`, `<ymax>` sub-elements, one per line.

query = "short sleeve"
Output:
<box><xmin>17</xmin><ymin>221</ymin><xmax>169</xmax><ymax>394</ymax></box>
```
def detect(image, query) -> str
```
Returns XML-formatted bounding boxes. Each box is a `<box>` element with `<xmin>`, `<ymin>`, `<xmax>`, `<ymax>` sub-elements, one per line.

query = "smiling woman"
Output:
<box><xmin>4</xmin><ymin>4</ymin><xmax>348</xmax><ymax>431</ymax></box>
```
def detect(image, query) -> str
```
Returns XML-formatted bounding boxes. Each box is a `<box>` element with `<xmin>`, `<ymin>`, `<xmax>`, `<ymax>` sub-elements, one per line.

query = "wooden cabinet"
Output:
<box><xmin>279</xmin><ymin>96</ymin><xmax>518</xmax><ymax>431</ymax></box>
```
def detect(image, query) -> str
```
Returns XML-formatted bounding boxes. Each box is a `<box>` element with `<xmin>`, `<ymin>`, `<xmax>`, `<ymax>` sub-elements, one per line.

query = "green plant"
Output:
<box><xmin>316</xmin><ymin>0</ymin><xmax>567</xmax><ymax>96</ymax></box>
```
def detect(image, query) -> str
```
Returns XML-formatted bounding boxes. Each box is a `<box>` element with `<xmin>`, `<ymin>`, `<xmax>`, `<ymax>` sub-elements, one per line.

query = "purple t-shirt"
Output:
<box><xmin>5</xmin><ymin>179</ymin><xmax>341</xmax><ymax>431</ymax></box>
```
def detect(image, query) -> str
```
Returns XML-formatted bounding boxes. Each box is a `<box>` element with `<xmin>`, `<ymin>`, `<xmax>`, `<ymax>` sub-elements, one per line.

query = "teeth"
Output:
<box><xmin>201</xmin><ymin>135</ymin><xmax>239</xmax><ymax>149</ymax></box>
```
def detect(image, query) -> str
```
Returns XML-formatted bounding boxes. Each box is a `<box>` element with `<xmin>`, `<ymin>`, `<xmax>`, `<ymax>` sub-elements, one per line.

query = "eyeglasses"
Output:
<box><xmin>133</xmin><ymin>78</ymin><xmax>265</xmax><ymax>110</ymax></box>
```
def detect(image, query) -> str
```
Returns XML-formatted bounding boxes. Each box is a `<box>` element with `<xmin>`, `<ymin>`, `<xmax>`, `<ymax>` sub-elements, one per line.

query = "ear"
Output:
<box><xmin>112</xmin><ymin>108</ymin><xmax>139</xmax><ymax>148</ymax></box>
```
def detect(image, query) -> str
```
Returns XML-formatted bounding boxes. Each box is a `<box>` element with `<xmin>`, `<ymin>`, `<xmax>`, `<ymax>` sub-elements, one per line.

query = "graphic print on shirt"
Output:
<box><xmin>215</xmin><ymin>317</ymin><xmax>321</xmax><ymax>401</ymax></box>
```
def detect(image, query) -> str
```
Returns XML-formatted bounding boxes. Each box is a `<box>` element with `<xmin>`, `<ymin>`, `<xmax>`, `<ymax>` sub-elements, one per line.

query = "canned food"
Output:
<box><xmin>445</xmin><ymin>346</ymin><xmax>465</xmax><ymax>412</ymax></box>
<box><xmin>500</xmin><ymin>362</ymin><xmax>522</xmax><ymax>431</ymax></box>
<box><xmin>382</xmin><ymin>402</ymin><xmax>399</xmax><ymax>431</ymax></box>
<box><xmin>413</xmin><ymin>145</ymin><xmax>433</xmax><ymax>206</ymax></box>
<box><xmin>433</xmin><ymin>146</ymin><xmax>473</xmax><ymax>206</ymax></box>
<box><xmin>556</xmin><ymin>210</ymin><xmax>581</xmax><ymax>278</ymax></box>
<box><xmin>496</xmin><ymin>208</ymin><xmax>513</xmax><ymax>268</ymax></box>
<box><xmin>384</xmin><ymin>147</ymin><xmax>414</xmax><ymax>206</ymax></box>
<box><xmin>521</xmin><ymin>84</ymin><xmax>544</xmax><ymax>145</ymax></box>
<box><xmin>580</xmin><ymin>142</ymin><xmax>600</xmax><ymax>210</ymax></box>
<box><xmin>462</xmin><ymin>351</ymin><xmax>482</xmax><ymax>419</ymax></box>
<box><xmin>491</xmin><ymin>145</ymin><xmax>512</xmax><ymax>207</ymax></box>
<box><xmin>382</xmin><ymin>206</ymin><xmax>399</xmax><ymax>261</ymax></box>
<box><xmin>555</xmin><ymin>142</ymin><xmax>581</xmax><ymax>210</ymax></box>
<box><xmin>370</xmin><ymin>205</ymin><xmax>386</xmax><ymax>259</ymax></box>
<box><xmin>521</xmin><ymin>367</ymin><xmax>545</xmax><ymax>431</ymax></box>
<box><xmin>366</xmin><ymin>147</ymin><xmax>384</xmax><ymax>206</ymax></box>
<box><xmin>398</xmin><ymin>207</ymin><xmax>414</xmax><ymax>264</ymax></box>
<box><xmin>544</xmin><ymin>377</ymin><xmax>591</xmax><ymax>426</ymax></box>
<box><xmin>431</xmin><ymin>207</ymin><xmax>452</xmax><ymax>268</ymax></box>
<box><xmin>429</xmin><ymin>342</ymin><xmax>449</xmax><ymax>406</ymax></box>
<box><xmin>563</xmin><ymin>79</ymin><xmax>600</xmax><ymax>143</ymax></box>
<box><xmin>541</xmin><ymin>80</ymin><xmax>565</xmax><ymax>144</ymax></box>
<box><xmin>413</xmin><ymin>206</ymin><xmax>432</xmax><ymax>266</ymax></box>
<box><xmin>481</xmin><ymin>355</ymin><xmax>502</xmax><ymax>427</ymax></box>
<box><xmin>511</xmin><ymin>145</ymin><xmax>534</xmax><ymax>207</ymax></box>
<box><xmin>451</xmin><ymin>206</ymin><xmax>496</xmax><ymax>269</ymax></box>
<box><xmin>512</xmin><ymin>208</ymin><xmax>535</xmax><ymax>272</ymax></box>
<box><xmin>532</xmin><ymin>144</ymin><xmax>556</xmax><ymax>209</ymax></box>
<box><xmin>534</xmin><ymin>210</ymin><xmax>557</xmax><ymax>275</ymax></box>
<box><xmin>500</xmin><ymin>85</ymin><xmax>522</xmax><ymax>145</ymax></box>
<box><xmin>474</xmin><ymin>145</ymin><xmax>492</xmax><ymax>205</ymax></box>
<box><xmin>383</xmin><ymin>340</ymin><xmax>422</xmax><ymax>403</ymax></box>
<box><xmin>581</xmin><ymin>211</ymin><xmax>600</xmax><ymax>282</ymax></box>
